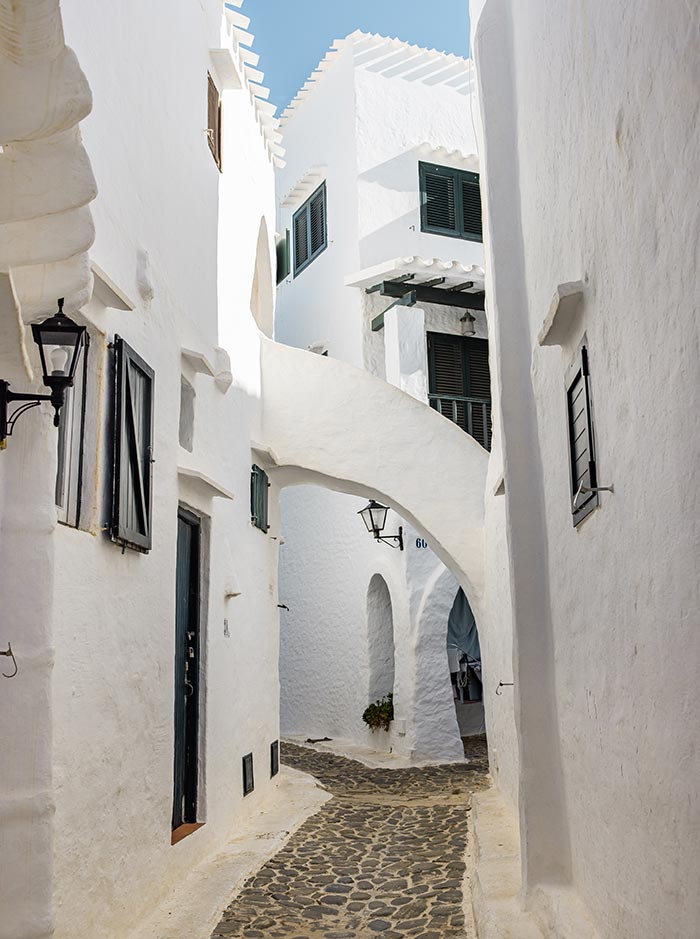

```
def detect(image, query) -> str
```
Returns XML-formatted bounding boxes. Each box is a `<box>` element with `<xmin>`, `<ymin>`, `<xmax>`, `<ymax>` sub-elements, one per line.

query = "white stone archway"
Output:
<box><xmin>259</xmin><ymin>338</ymin><xmax>489</xmax><ymax>605</ymax></box>
<box><xmin>412</xmin><ymin>565</ymin><xmax>465</xmax><ymax>763</ymax></box>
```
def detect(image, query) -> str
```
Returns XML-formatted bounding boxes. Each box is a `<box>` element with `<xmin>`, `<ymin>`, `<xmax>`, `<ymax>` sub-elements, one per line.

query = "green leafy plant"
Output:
<box><xmin>362</xmin><ymin>693</ymin><xmax>394</xmax><ymax>732</ymax></box>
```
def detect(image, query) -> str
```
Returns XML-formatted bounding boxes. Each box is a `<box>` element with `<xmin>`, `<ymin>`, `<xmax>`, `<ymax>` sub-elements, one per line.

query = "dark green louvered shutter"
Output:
<box><xmin>465</xmin><ymin>339</ymin><xmax>491</xmax><ymax>449</ymax></box>
<box><xmin>242</xmin><ymin>752</ymin><xmax>254</xmax><ymax>795</ymax></box>
<box><xmin>293</xmin><ymin>182</ymin><xmax>327</xmax><ymax>276</ymax></box>
<box><xmin>293</xmin><ymin>210</ymin><xmax>308</xmax><ymax>272</ymax></box>
<box><xmin>421</xmin><ymin>164</ymin><xmax>458</xmax><ymax>235</ymax></box>
<box><xmin>309</xmin><ymin>187</ymin><xmax>326</xmax><ymax>255</ymax></box>
<box><xmin>460</xmin><ymin>173</ymin><xmax>483</xmax><ymax>241</ymax></box>
<box><xmin>427</xmin><ymin>332</ymin><xmax>491</xmax><ymax>450</ymax></box>
<box><xmin>251</xmin><ymin>464</ymin><xmax>269</xmax><ymax>532</ymax></box>
<box><xmin>567</xmin><ymin>343</ymin><xmax>598</xmax><ymax>526</ymax></box>
<box><xmin>420</xmin><ymin>163</ymin><xmax>482</xmax><ymax>242</ymax></box>
<box><xmin>276</xmin><ymin>229</ymin><xmax>290</xmax><ymax>284</ymax></box>
<box><xmin>111</xmin><ymin>336</ymin><xmax>155</xmax><ymax>552</ymax></box>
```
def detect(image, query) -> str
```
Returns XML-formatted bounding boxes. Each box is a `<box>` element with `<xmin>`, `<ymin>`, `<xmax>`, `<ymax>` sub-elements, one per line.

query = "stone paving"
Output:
<box><xmin>212</xmin><ymin>737</ymin><xmax>489</xmax><ymax>939</ymax></box>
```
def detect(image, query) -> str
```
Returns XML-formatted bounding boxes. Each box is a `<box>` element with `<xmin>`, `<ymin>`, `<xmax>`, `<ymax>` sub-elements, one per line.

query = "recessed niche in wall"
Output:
<box><xmin>179</xmin><ymin>376</ymin><xmax>195</xmax><ymax>451</ymax></box>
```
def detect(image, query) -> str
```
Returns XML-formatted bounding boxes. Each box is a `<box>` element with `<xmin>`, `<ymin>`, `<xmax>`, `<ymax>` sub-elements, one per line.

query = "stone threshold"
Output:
<box><xmin>282</xmin><ymin>734</ymin><xmax>471</xmax><ymax>769</ymax></box>
<box><xmin>465</xmin><ymin>787</ymin><xmax>601</xmax><ymax>938</ymax></box>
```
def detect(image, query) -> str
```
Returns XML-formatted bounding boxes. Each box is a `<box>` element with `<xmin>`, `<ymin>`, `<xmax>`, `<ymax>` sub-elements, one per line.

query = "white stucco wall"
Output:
<box><xmin>0</xmin><ymin>2</ymin><xmax>285</xmax><ymax>936</ymax></box>
<box><xmin>275</xmin><ymin>35</ymin><xmax>490</xmax><ymax>764</ymax></box>
<box><xmin>472</xmin><ymin>0</ymin><xmax>700</xmax><ymax>934</ymax></box>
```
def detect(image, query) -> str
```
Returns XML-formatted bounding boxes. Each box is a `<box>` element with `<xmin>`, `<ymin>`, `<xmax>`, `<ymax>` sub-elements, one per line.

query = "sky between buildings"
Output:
<box><xmin>243</xmin><ymin>0</ymin><xmax>471</xmax><ymax>114</ymax></box>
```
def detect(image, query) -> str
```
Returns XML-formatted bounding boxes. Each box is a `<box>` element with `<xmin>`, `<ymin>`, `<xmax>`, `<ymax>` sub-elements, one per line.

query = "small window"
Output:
<box><xmin>276</xmin><ymin>229</ymin><xmax>291</xmax><ymax>284</ymax></box>
<box><xmin>242</xmin><ymin>752</ymin><xmax>254</xmax><ymax>796</ymax></box>
<box><xmin>55</xmin><ymin>333</ymin><xmax>90</xmax><ymax>528</ymax></box>
<box><xmin>110</xmin><ymin>336</ymin><xmax>155</xmax><ymax>553</ymax></box>
<box><xmin>250</xmin><ymin>464</ymin><xmax>269</xmax><ymax>532</ymax></box>
<box><xmin>293</xmin><ymin>183</ymin><xmax>327</xmax><ymax>276</ymax></box>
<box><xmin>566</xmin><ymin>340</ymin><xmax>599</xmax><ymax>526</ymax></box>
<box><xmin>427</xmin><ymin>332</ymin><xmax>492</xmax><ymax>449</ymax></box>
<box><xmin>270</xmin><ymin>740</ymin><xmax>279</xmax><ymax>778</ymax></box>
<box><xmin>419</xmin><ymin>162</ymin><xmax>482</xmax><ymax>242</ymax></box>
<box><xmin>207</xmin><ymin>73</ymin><xmax>222</xmax><ymax>170</ymax></box>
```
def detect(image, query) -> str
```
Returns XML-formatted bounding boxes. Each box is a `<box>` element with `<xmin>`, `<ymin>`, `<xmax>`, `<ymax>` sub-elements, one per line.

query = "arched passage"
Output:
<box><xmin>260</xmin><ymin>338</ymin><xmax>489</xmax><ymax>605</ymax></box>
<box><xmin>367</xmin><ymin>574</ymin><xmax>395</xmax><ymax>703</ymax></box>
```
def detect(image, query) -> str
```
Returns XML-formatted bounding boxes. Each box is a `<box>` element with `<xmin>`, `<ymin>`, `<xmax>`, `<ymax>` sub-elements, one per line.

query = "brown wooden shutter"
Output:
<box><xmin>110</xmin><ymin>336</ymin><xmax>155</xmax><ymax>552</ymax></box>
<box><xmin>207</xmin><ymin>73</ymin><xmax>222</xmax><ymax>170</ymax></box>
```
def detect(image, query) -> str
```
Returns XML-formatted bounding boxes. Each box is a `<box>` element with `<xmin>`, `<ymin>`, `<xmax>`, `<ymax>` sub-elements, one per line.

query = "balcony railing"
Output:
<box><xmin>429</xmin><ymin>394</ymin><xmax>492</xmax><ymax>451</ymax></box>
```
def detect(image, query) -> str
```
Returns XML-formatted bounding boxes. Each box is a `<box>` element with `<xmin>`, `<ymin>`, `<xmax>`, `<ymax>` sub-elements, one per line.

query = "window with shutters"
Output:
<box><xmin>427</xmin><ymin>332</ymin><xmax>492</xmax><ymax>450</ymax></box>
<box><xmin>242</xmin><ymin>752</ymin><xmax>254</xmax><ymax>795</ymax></box>
<box><xmin>55</xmin><ymin>333</ymin><xmax>90</xmax><ymax>528</ymax></box>
<box><xmin>566</xmin><ymin>340</ymin><xmax>599</xmax><ymax>526</ymax></box>
<box><xmin>419</xmin><ymin>162</ymin><xmax>482</xmax><ymax>242</ymax></box>
<box><xmin>276</xmin><ymin>229</ymin><xmax>291</xmax><ymax>284</ymax></box>
<box><xmin>207</xmin><ymin>73</ymin><xmax>222</xmax><ymax>170</ymax></box>
<box><xmin>292</xmin><ymin>182</ymin><xmax>327</xmax><ymax>276</ymax></box>
<box><xmin>251</xmin><ymin>464</ymin><xmax>269</xmax><ymax>532</ymax></box>
<box><xmin>110</xmin><ymin>336</ymin><xmax>155</xmax><ymax>553</ymax></box>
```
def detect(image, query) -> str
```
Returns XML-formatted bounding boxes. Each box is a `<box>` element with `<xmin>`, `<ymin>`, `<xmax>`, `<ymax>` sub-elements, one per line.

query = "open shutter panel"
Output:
<box><xmin>207</xmin><ymin>74</ymin><xmax>222</xmax><ymax>169</ymax></box>
<box><xmin>251</xmin><ymin>464</ymin><xmax>269</xmax><ymax>531</ymax></box>
<box><xmin>424</xmin><ymin>171</ymin><xmax>457</xmax><ymax>234</ymax></box>
<box><xmin>567</xmin><ymin>346</ymin><xmax>598</xmax><ymax>524</ymax></box>
<box><xmin>309</xmin><ymin>186</ymin><xmax>326</xmax><ymax>256</ymax></box>
<box><xmin>276</xmin><ymin>229</ymin><xmax>290</xmax><ymax>284</ymax></box>
<box><xmin>111</xmin><ymin>336</ymin><xmax>155</xmax><ymax>552</ymax></box>
<box><xmin>460</xmin><ymin>176</ymin><xmax>483</xmax><ymax>241</ymax></box>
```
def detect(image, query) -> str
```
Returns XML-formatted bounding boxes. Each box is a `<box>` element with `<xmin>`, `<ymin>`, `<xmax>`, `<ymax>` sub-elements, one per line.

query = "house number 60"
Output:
<box><xmin>415</xmin><ymin>538</ymin><xmax>428</xmax><ymax>549</ymax></box>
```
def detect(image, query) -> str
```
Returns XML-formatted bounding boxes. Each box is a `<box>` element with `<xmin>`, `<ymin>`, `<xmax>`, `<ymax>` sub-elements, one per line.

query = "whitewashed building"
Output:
<box><xmin>0</xmin><ymin>3</ymin><xmax>491</xmax><ymax>936</ymax></box>
<box><xmin>275</xmin><ymin>33</ymin><xmax>492</xmax><ymax>764</ymax></box>
<box><xmin>466</xmin><ymin>0</ymin><xmax>700</xmax><ymax>936</ymax></box>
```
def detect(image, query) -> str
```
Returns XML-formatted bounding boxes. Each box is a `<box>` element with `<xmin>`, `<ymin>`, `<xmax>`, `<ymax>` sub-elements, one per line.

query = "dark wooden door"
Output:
<box><xmin>172</xmin><ymin>508</ymin><xmax>201</xmax><ymax>831</ymax></box>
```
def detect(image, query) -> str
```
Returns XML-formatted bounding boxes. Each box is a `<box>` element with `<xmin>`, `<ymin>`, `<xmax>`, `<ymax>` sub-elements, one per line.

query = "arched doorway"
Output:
<box><xmin>367</xmin><ymin>573</ymin><xmax>395</xmax><ymax>702</ymax></box>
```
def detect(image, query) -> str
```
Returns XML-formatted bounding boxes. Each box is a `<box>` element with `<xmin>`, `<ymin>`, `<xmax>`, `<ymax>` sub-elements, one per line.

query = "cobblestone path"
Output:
<box><xmin>212</xmin><ymin>738</ymin><xmax>489</xmax><ymax>939</ymax></box>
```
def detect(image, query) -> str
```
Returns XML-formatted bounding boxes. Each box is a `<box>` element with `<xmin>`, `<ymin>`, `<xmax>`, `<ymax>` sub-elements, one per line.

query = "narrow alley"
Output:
<box><xmin>212</xmin><ymin>741</ymin><xmax>489</xmax><ymax>939</ymax></box>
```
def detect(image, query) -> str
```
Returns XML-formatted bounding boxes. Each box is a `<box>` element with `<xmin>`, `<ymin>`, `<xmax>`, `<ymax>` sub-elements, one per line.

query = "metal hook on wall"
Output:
<box><xmin>1</xmin><ymin>642</ymin><xmax>17</xmax><ymax>678</ymax></box>
<box><xmin>496</xmin><ymin>680</ymin><xmax>513</xmax><ymax>696</ymax></box>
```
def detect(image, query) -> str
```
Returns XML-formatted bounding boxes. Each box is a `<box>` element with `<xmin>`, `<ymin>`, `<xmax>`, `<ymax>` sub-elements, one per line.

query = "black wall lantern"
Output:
<box><xmin>0</xmin><ymin>299</ymin><xmax>86</xmax><ymax>449</ymax></box>
<box><xmin>358</xmin><ymin>499</ymin><xmax>404</xmax><ymax>550</ymax></box>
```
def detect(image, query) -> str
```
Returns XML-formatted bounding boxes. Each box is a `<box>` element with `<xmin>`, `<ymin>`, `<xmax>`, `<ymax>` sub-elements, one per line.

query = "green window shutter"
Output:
<box><xmin>420</xmin><ymin>162</ymin><xmax>482</xmax><ymax>242</ymax></box>
<box><xmin>424</xmin><ymin>171</ymin><xmax>457</xmax><ymax>234</ymax></box>
<box><xmin>309</xmin><ymin>187</ymin><xmax>326</xmax><ymax>255</ymax></box>
<box><xmin>276</xmin><ymin>229</ymin><xmax>290</xmax><ymax>284</ymax></box>
<box><xmin>566</xmin><ymin>343</ymin><xmax>598</xmax><ymax>526</ymax></box>
<box><xmin>427</xmin><ymin>332</ymin><xmax>492</xmax><ymax>451</ymax></box>
<box><xmin>110</xmin><ymin>336</ymin><xmax>155</xmax><ymax>553</ymax></box>
<box><xmin>293</xmin><ymin>209</ymin><xmax>308</xmax><ymax>272</ymax></box>
<box><xmin>293</xmin><ymin>182</ymin><xmax>327</xmax><ymax>276</ymax></box>
<box><xmin>460</xmin><ymin>173</ymin><xmax>483</xmax><ymax>241</ymax></box>
<box><xmin>251</xmin><ymin>464</ymin><xmax>269</xmax><ymax>532</ymax></box>
<box><xmin>242</xmin><ymin>752</ymin><xmax>254</xmax><ymax>795</ymax></box>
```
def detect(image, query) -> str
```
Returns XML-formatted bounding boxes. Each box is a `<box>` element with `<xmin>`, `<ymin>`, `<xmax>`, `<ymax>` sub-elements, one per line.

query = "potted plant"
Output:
<box><xmin>362</xmin><ymin>693</ymin><xmax>394</xmax><ymax>732</ymax></box>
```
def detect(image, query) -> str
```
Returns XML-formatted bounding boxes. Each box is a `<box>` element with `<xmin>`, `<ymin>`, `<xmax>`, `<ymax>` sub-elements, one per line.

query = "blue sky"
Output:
<box><xmin>242</xmin><ymin>0</ymin><xmax>471</xmax><ymax>114</ymax></box>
